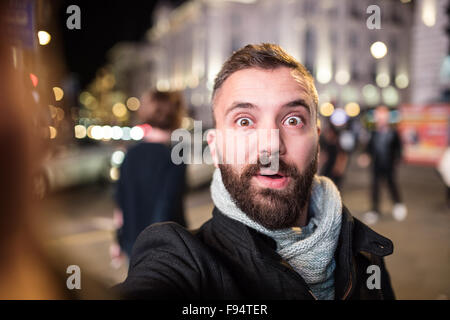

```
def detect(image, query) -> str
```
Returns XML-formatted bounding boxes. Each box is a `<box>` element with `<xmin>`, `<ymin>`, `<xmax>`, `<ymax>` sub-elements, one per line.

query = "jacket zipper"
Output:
<box><xmin>342</xmin><ymin>273</ymin><xmax>352</xmax><ymax>300</ymax></box>
<box><xmin>308</xmin><ymin>289</ymin><xmax>318</xmax><ymax>300</ymax></box>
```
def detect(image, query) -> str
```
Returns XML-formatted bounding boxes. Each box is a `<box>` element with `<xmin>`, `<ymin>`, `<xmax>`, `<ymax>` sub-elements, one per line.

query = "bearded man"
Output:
<box><xmin>116</xmin><ymin>44</ymin><xmax>395</xmax><ymax>300</ymax></box>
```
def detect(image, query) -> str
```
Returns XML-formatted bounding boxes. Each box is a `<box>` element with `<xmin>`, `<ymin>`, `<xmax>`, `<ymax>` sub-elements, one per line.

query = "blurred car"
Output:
<box><xmin>39</xmin><ymin>145</ymin><xmax>114</xmax><ymax>195</ymax></box>
<box><xmin>36</xmin><ymin>135</ymin><xmax>215</xmax><ymax>197</ymax></box>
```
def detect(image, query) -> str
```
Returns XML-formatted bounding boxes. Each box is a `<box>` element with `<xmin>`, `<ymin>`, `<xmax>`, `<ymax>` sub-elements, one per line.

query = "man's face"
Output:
<box><xmin>375</xmin><ymin>106</ymin><xmax>390</xmax><ymax>129</ymax></box>
<box><xmin>207</xmin><ymin>67</ymin><xmax>320</xmax><ymax>229</ymax></box>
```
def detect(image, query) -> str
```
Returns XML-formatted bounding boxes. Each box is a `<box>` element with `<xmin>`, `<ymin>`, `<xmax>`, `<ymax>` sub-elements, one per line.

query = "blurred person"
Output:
<box><xmin>116</xmin><ymin>44</ymin><xmax>395</xmax><ymax>300</ymax></box>
<box><xmin>0</xmin><ymin>44</ymin><xmax>61</xmax><ymax>299</ymax></box>
<box><xmin>437</xmin><ymin>147</ymin><xmax>450</xmax><ymax>208</ymax></box>
<box><xmin>362</xmin><ymin>106</ymin><xmax>407</xmax><ymax>225</ymax></box>
<box><xmin>319</xmin><ymin>125</ymin><xmax>348</xmax><ymax>189</ymax></box>
<box><xmin>112</xmin><ymin>90</ymin><xmax>187</xmax><ymax>261</ymax></box>
<box><xmin>0</xmin><ymin>32</ymin><xmax>113</xmax><ymax>299</ymax></box>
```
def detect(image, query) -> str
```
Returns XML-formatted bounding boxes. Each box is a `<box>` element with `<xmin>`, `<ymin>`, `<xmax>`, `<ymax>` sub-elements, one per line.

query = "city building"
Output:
<box><xmin>142</xmin><ymin>0</ymin><xmax>414</xmax><ymax>128</ymax></box>
<box><xmin>410</xmin><ymin>0</ymin><xmax>450</xmax><ymax>104</ymax></box>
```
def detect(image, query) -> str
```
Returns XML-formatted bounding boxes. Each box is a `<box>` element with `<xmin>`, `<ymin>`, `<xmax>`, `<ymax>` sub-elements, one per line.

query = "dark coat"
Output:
<box><xmin>366</xmin><ymin>129</ymin><xmax>403</xmax><ymax>171</ymax></box>
<box><xmin>116</xmin><ymin>206</ymin><xmax>395</xmax><ymax>300</ymax></box>
<box><xmin>115</xmin><ymin>142</ymin><xmax>186</xmax><ymax>256</ymax></box>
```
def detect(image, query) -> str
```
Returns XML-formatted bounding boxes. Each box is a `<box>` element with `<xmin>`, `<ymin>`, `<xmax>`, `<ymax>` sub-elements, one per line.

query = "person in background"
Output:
<box><xmin>437</xmin><ymin>146</ymin><xmax>450</xmax><ymax>209</ymax></box>
<box><xmin>363</xmin><ymin>106</ymin><xmax>407</xmax><ymax>225</ymax></box>
<box><xmin>319</xmin><ymin>125</ymin><xmax>348</xmax><ymax>189</ymax></box>
<box><xmin>111</xmin><ymin>90</ymin><xmax>187</xmax><ymax>261</ymax></box>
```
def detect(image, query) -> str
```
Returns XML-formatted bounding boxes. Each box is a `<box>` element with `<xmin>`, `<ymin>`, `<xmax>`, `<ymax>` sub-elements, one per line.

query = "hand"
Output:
<box><xmin>109</xmin><ymin>242</ymin><xmax>125</xmax><ymax>269</ymax></box>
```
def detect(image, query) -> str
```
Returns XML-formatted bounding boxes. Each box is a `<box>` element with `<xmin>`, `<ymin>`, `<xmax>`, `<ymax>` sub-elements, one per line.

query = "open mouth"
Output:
<box><xmin>254</xmin><ymin>171</ymin><xmax>289</xmax><ymax>189</ymax></box>
<box><xmin>263</xmin><ymin>173</ymin><xmax>284</xmax><ymax>179</ymax></box>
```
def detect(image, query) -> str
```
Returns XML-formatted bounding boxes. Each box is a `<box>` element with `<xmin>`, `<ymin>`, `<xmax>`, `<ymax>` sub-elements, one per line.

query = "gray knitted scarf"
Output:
<box><xmin>210</xmin><ymin>169</ymin><xmax>342</xmax><ymax>300</ymax></box>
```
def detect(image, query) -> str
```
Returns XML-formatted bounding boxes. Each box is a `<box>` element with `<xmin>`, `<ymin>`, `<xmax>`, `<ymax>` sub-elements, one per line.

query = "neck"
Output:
<box><xmin>295</xmin><ymin>200</ymin><xmax>310</xmax><ymax>227</ymax></box>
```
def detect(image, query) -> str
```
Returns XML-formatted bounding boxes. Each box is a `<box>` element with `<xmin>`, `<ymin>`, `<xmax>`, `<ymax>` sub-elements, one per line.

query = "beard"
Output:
<box><xmin>219</xmin><ymin>151</ymin><xmax>318</xmax><ymax>230</ymax></box>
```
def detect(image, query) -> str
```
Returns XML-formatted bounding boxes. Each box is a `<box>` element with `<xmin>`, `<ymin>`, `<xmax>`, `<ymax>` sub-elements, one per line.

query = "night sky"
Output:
<box><xmin>59</xmin><ymin>0</ymin><xmax>185</xmax><ymax>88</ymax></box>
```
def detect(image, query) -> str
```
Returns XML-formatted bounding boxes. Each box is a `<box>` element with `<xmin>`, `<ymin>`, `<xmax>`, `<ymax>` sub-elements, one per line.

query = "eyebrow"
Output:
<box><xmin>225</xmin><ymin>102</ymin><xmax>258</xmax><ymax>117</ymax></box>
<box><xmin>283</xmin><ymin>98</ymin><xmax>311</xmax><ymax>112</ymax></box>
<box><xmin>225</xmin><ymin>98</ymin><xmax>311</xmax><ymax>117</ymax></box>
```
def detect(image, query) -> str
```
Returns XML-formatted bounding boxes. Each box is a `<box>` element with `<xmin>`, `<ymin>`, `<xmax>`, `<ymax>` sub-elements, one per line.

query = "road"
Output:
<box><xmin>43</xmin><ymin>158</ymin><xmax>449</xmax><ymax>299</ymax></box>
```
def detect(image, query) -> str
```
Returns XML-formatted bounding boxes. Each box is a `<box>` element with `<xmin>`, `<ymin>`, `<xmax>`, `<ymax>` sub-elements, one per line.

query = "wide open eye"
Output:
<box><xmin>283</xmin><ymin>116</ymin><xmax>302</xmax><ymax>126</ymax></box>
<box><xmin>236</xmin><ymin>117</ymin><xmax>254</xmax><ymax>127</ymax></box>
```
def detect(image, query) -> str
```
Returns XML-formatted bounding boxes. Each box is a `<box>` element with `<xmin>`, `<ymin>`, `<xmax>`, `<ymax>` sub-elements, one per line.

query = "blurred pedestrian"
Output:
<box><xmin>437</xmin><ymin>147</ymin><xmax>450</xmax><ymax>208</ymax></box>
<box><xmin>319</xmin><ymin>125</ymin><xmax>348</xmax><ymax>189</ymax></box>
<box><xmin>112</xmin><ymin>90</ymin><xmax>187</xmax><ymax>261</ymax></box>
<box><xmin>363</xmin><ymin>106</ymin><xmax>407</xmax><ymax>225</ymax></box>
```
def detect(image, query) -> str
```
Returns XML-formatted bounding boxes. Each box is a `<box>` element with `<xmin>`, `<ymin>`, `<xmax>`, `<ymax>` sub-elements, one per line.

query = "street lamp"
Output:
<box><xmin>370</xmin><ymin>41</ymin><xmax>387</xmax><ymax>59</ymax></box>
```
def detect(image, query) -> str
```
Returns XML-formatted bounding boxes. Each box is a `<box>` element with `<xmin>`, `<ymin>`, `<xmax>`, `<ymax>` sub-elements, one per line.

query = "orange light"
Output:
<box><xmin>30</xmin><ymin>73</ymin><xmax>38</xmax><ymax>87</ymax></box>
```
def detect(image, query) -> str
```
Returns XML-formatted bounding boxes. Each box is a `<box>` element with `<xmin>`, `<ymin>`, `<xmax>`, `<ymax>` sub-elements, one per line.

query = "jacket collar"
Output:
<box><xmin>211</xmin><ymin>205</ymin><xmax>393</xmax><ymax>299</ymax></box>
<box><xmin>334</xmin><ymin>206</ymin><xmax>393</xmax><ymax>299</ymax></box>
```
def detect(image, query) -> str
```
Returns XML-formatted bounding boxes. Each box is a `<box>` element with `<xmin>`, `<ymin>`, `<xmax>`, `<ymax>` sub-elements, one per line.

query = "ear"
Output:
<box><xmin>316</xmin><ymin>118</ymin><xmax>321</xmax><ymax>136</ymax></box>
<box><xmin>206</xmin><ymin>129</ymin><xmax>219</xmax><ymax>168</ymax></box>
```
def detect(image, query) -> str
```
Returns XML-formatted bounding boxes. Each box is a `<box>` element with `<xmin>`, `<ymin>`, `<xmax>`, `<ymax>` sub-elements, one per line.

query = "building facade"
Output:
<box><xmin>142</xmin><ymin>0</ymin><xmax>414</xmax><ymax>127</ymax></box>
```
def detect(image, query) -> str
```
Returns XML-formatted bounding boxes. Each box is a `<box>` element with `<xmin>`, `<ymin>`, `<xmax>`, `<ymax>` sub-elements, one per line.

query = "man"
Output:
<box><xmin>363</xmin><ymin>106</ymin><xmax>407</xmax><ymax>225</ymax></box>
<box><xmin>116</xmin><ymin>44</ymin><xmax>395</xmax><ymax>300</ymax></box>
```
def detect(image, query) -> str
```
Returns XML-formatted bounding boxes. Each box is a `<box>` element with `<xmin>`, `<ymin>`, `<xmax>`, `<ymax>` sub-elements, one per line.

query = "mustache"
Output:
<box><xmin>241</xmin><ymin>158</ymin><xmax>299</xmax><ymax>179</ymax></box>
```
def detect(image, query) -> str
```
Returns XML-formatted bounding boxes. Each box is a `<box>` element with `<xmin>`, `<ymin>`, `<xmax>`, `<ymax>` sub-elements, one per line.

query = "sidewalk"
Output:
<box><xmin>341</xmin><ymin>157</ymin><xmax>449</xmax><ymax>299</ymax></box>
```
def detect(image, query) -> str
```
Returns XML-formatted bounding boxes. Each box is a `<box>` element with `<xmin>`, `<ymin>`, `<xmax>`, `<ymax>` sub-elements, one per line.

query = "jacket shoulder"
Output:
<box><xmin>117</xmin><ymin>222</ymin><xmax>205</xmax><ymax>299</ymax></box>
<box><xmin>352</xmin><ymin>217</ymin><xmax>394</xmax><ymax>257</ymax></box>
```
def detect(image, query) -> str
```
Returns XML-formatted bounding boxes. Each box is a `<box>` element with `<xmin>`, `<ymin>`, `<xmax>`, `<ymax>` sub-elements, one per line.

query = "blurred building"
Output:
<box><xmin>137</xmin><ymin>0</ymin><xmax>414</xmax><ymax>127</ymax></box>
<box><xmin>410</xmin><ymin>0</ymin><xmax>450</xmax><ymax>104</ymax></box>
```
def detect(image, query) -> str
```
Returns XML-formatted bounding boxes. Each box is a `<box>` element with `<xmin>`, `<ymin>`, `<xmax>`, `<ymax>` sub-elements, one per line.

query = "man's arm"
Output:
<box><xmin>114</xmin><ymin>223</ymin><xmax>200</xmax><ymax>299</ymax></box>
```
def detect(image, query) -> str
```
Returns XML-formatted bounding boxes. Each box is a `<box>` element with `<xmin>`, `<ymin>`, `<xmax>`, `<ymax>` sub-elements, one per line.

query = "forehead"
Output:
<box><xmin>213</xmin><ymin>67</ymin><xmax>313</xmax><ymax>114</ymax></box>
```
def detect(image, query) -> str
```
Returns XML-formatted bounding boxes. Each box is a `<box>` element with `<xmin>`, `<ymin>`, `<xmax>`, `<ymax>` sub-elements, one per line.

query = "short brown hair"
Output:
<box><xmin>138</xmin><ymin>90</ymin><xmax>185</xmax><ymax>131</ymax></box>
<box><xmin>212</xmin><ymin>43</ymin><xmax>318</xmax><ymax>115</ymax></box>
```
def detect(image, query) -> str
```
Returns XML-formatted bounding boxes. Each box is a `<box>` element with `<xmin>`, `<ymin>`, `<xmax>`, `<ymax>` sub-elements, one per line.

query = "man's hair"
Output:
<box><xmin>138</xmin><ymin>90</ymin><xmax>185</xmax><ymax>131</ymax></box>
<box><xmin>212</xmin><ymin>43</ymin><xmax>319</xmax><ymax>116</ymax></box>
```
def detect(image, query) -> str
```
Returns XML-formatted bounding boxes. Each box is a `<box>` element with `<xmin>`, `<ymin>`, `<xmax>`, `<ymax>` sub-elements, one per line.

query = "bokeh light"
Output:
<box><xmin>112</xmin><ymin>103</ymin><xmax>128</xmax><ymax>118</ymax></box>
<box><xmin>376</xmin><ymin>73</ymin><xmax>390</xmax><ymax>88</ymax></box>
<box><xmin>345</xmin><ymin>102</ymin><xmax>360</xmax><ymax>117</ymax></box>
<box><xmin>330</xmin><ymin>108</ymin><xmax>348</xmax><ymax>126</ymax></box>
<box><xmin>395</xmin><ymin>74</ymin><xmax>409</xmax><ymax>89</ymax></box>
<box><xmin>49</xmin><ymin>126</ymin><xmax>57</xmax><ymax>139</ymax></box>
<box><xmin>126</xmin><ymin>97</ymin><xmax>140</xmax><ymax>111</ymax></box>
<box><xmin>74</xmin><ymin>125</ymin><xmax>87</xmax><ymax>139</ymax></box>
<box><xmin>370</xmin><ymin>41</ymin><xmax>388</xmax><ymax>59</ymax></box>
<box><xmin>53</xmin><ymin>87</ymin><xmax>64</xmax><ymax>101</ymax></box>
<box><xmin>38</xmin><ymin>31</ymin><xmax>51</xmax><ymax>45</ymax></box>
<box><xmin>319</xmin><ymin>102</ymin><xmax>334</xmax><ymax>117</ymax></box>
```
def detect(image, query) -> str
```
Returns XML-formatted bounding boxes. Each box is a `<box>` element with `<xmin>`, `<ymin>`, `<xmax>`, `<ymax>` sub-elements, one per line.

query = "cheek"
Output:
<box><xmin>216</xmin><ymin>129</ymin><xmax>260</xmax><ymax>165</ymax></box>
<box><xmin>284</xmin><ymin>135</ymin><xmax>318</xmax><ymax>170</ymax></box>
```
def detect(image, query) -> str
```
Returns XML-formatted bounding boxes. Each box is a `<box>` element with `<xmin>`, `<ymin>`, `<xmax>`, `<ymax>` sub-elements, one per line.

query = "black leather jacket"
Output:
<box><xmin>117</xmin><ymin>206</ymin><xmax>395</xmax><ymax>300</ymax></box>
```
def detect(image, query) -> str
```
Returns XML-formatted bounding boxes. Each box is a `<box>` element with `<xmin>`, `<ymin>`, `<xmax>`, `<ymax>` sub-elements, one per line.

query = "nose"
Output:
<box><xmin>257</xmin><ymin>119</ymin><xmax>286</xmax><ymax>165</ymax></box>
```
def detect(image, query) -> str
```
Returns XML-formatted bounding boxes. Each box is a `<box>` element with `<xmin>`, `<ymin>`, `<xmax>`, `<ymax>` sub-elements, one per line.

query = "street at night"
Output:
<box><xmin>1</xmin><ymin>0</ymin><xmax>449</xmax><ymax>307</ymax></box>
<box><xmin>43</xmin><ymin>159</ymin><xmax>449</xmax><ymax>299</ymax></box>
